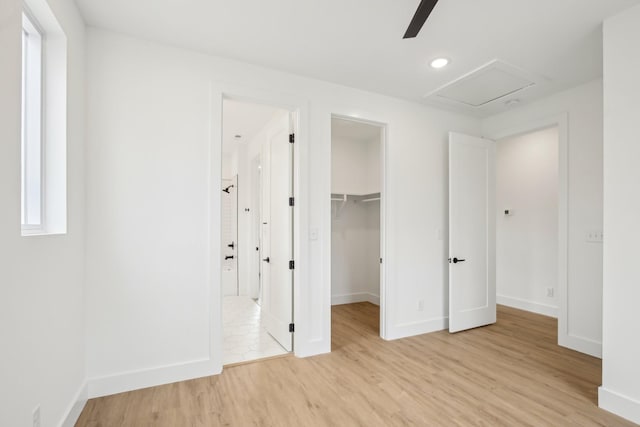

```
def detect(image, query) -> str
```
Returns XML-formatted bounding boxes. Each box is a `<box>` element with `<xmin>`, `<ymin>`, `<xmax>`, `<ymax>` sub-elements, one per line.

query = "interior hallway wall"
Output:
<box><xmin>84</xmin><ymin>27</ymin><xmax>480</xmax><ymax>397</ymax></box>
<box><xmin>482</xmin><ymin>79</ymin><xmax>604</xmax><ymax>357</ymax></box>
<box><xmin>600</xmin><ymin>4</ymin><xmax>640</xmax><ymax>424</ymax></box>
<box><xmin>237</xmin><ymin>111</ymin><xmax>289</xmax><ymax>299</ymax></box>
<box><xmin>496</xmin><ymin>127</ymin><xmax>559</xmax><ymax>317</ymax></box>
<box><xmin>0</xmin><ymin>0</ymin><xmax>87</xmax><ymax>425</ymax></box>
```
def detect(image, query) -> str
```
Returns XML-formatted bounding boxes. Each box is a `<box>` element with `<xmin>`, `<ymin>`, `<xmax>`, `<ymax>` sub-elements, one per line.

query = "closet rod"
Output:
<box><xmin>361</xmin><ymin>197</ymin><xmax>381</xmax><ymax>203</ymax></box>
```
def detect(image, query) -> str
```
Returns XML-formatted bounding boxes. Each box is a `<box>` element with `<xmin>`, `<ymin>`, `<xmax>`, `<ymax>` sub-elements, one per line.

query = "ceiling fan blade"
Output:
<box><xmin>403</xmin><ymin>0</ymin><xmax>440</xmax><ymax>39</ymax></box>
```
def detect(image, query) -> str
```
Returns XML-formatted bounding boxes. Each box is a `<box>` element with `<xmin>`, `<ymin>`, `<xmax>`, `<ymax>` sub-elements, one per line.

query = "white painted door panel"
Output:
<box><xmin>260</xmin><ymin>142</ymin><xmax>271</xmax><ymax>308</ymax></box>
<box><xmin>449</xmin><ymin>132</ymin><xmax>496</xmax><ymax>333</ymax></box>
<box><xmin>263</xmin><ymin>122</ymin><xmax>293</xmax><ymax>351</ymax></box>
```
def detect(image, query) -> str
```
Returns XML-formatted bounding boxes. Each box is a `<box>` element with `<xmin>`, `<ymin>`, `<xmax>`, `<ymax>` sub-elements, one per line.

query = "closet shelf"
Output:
<box><xmin>331</xmin><ymin>192</ymin><xmax>380</xmax><ymax>201</ymax></box>
<box><xmin>361</xmin><ymin>197</ymin><xmax>380</xmax><ymax>203</ymax></box>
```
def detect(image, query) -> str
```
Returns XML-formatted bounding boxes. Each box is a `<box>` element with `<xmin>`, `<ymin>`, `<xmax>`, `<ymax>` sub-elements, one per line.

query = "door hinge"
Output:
<box><xmin>289</xmin><ymin>323</ymin><xmax>295</xmax><ymax>333</ymax></box>
<box><xmin>289</xmin><ymin>133</ymin><xmax>295</xmax><ymax>143</ymax></box>
<box><xmin>289</xmin><ymin>197</ymin><xmax>295</xmax><ymax>207</ymax></box>
<box><xmin>289</xmin><ymin>260</ymin><xmax>295</xmax><ymax>270</ymax></box>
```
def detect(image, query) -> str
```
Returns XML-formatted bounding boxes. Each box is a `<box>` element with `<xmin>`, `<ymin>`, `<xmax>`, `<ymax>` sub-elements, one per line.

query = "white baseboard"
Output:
<box><xmin>332</xmin><ymin>292</ymin><xmax>379</xmax><ymax>306</ymax></box>
<box><xmin>88</xmin><ymin>358</ymin><xmax>221</xmax><ymax>398</ymax></box>
<box><xmin>497</xmin><ymin>294</ymin><xmax>558</xmax><ymax>318</ymax></box>
<box><xmin>59</xmin><ymin>381</ymin><xmax>88</xmax><ymax>427</ymax></box>
<box><xmin>559</xmin><ymin>333</ymin><xmax>602</xmax><ymax>358</ymax></box>
<box><xmin>599</xmin><ymin>386</ymin><xmax>640</xmax><ymax>424</ymax></box>
<box><xmin>296</xmin><ymin>337</ymin><xmax>331</xmax><ymax>358</ymax></box>
<box><xmin>385</xmin><ymin>317</ymin><xmax>448</xmax><ymax>341</ymax></box>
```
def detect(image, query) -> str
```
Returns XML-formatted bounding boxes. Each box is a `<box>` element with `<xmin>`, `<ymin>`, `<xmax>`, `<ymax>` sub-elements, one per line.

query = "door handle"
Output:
<box><xmin>225</xmin><ymin>255</ymin><xmax>234</xmax><ymax>260</ymax></box>
<box><xmin>263</xmin><ymin>257</ymin><xmax>270</xmax><ymax>263</ymax></box>
<box><xmin>228</xmin><ymin>242</ymin><xmax>235</xmax><ymax>249</ymax></box>
<box><xmin>449</xmin><ymin>257</ymin><xmax>466</xmax><ymax>264</ymax></box>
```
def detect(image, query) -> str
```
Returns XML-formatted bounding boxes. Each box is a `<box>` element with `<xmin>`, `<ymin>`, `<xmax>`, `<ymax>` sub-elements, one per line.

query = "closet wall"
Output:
<box><xmin>331</xmin><ymin>131</ymin><xmax>381</xmax><ymax>306</ymax></box>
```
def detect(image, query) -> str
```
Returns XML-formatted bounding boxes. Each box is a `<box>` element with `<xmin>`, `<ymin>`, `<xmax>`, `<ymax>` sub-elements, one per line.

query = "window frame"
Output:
<box><xmin>21</xmin><ymin>9</ymin><xmax>45</xmax><ymax>235</ymax></box>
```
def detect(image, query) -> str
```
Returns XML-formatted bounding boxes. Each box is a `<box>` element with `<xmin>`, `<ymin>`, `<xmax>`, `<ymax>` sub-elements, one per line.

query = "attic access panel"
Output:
<box><xmin>425</xmin><ymin>60</ymin><xmax>543</xmax><ymax>108</ymax></box>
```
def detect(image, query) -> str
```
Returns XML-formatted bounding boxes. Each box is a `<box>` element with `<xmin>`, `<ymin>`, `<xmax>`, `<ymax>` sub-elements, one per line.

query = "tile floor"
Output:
<box><xmin>223</xmin><ymin>295</ymin><xmax>288</xmax><ymax>365</ymax></box>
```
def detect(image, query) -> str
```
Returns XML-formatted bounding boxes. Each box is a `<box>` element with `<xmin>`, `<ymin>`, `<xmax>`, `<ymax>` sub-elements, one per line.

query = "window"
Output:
<box><xmin>20</xmin><ymin>1</ymin><xmax>67</xmax><ymax>236</ymax></box>
<box><xmin>21</xmin><ymin>11</ymin><xmax>44</xmax><ymax>233</ymax></box>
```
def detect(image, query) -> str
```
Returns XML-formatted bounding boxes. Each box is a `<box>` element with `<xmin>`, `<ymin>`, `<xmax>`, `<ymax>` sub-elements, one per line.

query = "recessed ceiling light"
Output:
<box><xmin>430</xmin><ymin>58</ymin><xmax>450</xmax><ymax>69</ymax></box>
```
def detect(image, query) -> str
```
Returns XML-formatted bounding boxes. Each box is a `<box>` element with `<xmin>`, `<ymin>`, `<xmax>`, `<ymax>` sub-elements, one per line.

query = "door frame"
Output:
<box><xmin>330</xmin><ymin>114</ymin><xmax>389</xmax><ymax>340</ymax></box>
<box><xmin>212</xmin><ymin>86</ymin><xmax>309</xmax><ymax>371</ymax></box>
<box><xmin>485</xmin><ymin>113</ymin><xmax>569</xmax><ymax>350</ymax></box>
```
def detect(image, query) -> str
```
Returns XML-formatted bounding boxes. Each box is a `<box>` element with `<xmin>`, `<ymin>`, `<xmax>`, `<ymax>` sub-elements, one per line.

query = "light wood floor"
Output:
<box><xmin>76</xmin><ymin>304</ymin><xmax>636</xmax><ymax>426</ymax></box>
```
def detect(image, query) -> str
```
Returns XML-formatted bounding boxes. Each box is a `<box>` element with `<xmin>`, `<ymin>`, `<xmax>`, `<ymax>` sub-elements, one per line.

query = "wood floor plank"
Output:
<box><xmin>76</xmin><ymin>304</ymin><xmax>637</xmax><ymax>426</ymax></box>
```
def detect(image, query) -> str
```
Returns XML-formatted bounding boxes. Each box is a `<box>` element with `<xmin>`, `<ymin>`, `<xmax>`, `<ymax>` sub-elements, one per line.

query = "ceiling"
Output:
<box><xmin>222</xmin><ymin>99</ymin><xmax>285</xmax><ymax>154</ymax></box>
<box><xmin>75</xmin><ymin>0</ymin><xmax>640</xmax><ymax>117</ymax></box>
<box><xmin>332</xmin><ymin>118</ymin><xmax>382</xmax><ymax>142</ymax></box>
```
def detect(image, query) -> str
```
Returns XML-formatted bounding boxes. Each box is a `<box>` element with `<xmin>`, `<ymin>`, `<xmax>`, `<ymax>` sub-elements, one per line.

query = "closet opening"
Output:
<box><xmin>221</xmin><ymin>97</ymin><xmax>295</xmax><ymax>366</ymax></box>
<box><xmin>331</xmin><ymin>116</ymin><xmax>386</xmax><ymax>342</ymax></box>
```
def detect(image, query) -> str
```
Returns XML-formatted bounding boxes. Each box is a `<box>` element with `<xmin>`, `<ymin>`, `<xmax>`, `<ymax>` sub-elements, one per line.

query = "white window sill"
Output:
<box><xmin>21</xmin><ymin>228</ymin><xmax>66</xmax><ymax>237</ymax></box>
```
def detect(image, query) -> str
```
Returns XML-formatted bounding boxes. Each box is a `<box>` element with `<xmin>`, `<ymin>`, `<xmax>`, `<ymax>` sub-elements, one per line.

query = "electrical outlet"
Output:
<box><xmin>546</xmin><ymin>288</ymin><xmax>554</xmax><ymax>298</ymax></box>
<box><xmin>418</xmin><ymin>300</ymin><xmax>424</xmax><ymax>311</ymax></box>
<box><xmin>33</xmin><ymin>406</ymin><xmax>40</xmax><ymax>427</ymax></box>
<box><xmin>309</xmin><ymin>227</ymin><xmax>318</xmax><ymax>241</ymax></box>
<box><xmin>586</xmin><ymin>231</ymin><xmax>604</xmax><ymax>243</ymax></box>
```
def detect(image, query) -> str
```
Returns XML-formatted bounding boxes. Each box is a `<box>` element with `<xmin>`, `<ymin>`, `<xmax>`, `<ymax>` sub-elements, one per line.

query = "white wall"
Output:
<box><xmin>85</xmin><ymin>28</ymin><xmax>480</xmax><ymax>396</ymax></box>
<box><xmin>331</xmin><ymin>136</ymin><xmax>380</xmax><ymax>196</ymax></box>
<box><xmin>0</xmin><ymin>0</ymin><xmax>87</xmax><ymax>425</ymax></box>
<box><xmin>483</xmin><ymin>79</ymin><xmax>604</xmax><ymax>357</ymax></box>
<box><xmin>600</xmin><ymin>4</ymin><xmax>640</xmax><ymax>424</ymax></box>
<box><xmin>331</xmin><ymin>200</ymin><xmax>381</xmax><ymax>306</ymax></box>
<box><xmin>496</xmin><ymin>127</ymin><xmax>559</xmax><ymax>317</ymax></box>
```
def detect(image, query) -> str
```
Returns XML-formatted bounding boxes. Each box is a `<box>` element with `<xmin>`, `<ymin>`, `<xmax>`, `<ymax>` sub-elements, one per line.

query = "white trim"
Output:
<box><xmin>599</xmin><ymin>387</ymin><xmax>640</xmax><ymax>425</ymax></box>
<box><xmin>484</xmin><ymin>113</ymin><xmax>587</xmax><ymax>354</ymax></box>
<box><xmin>332</xmin><ymin>293</ymin><xmax>380</xmax><ymax>306</ymax></box>
<box><xmin>562</xmin><ymin>334</ymin><xmax>602</xmax><ymax>358</ymax></box>
<box><xmin>87</xmin><ymin>359</ymin><xmax>220</xmax><ymax>398</ymax></box>
<box><xmin>497</xmin><ymin>295</ymin><xmax>558</xmax><ymax>318</ymax></box>
<box><xmin>385</xmin><ymin>317</ymin><xmax>449</xmax><ymax>341</ymax></box>
<box><xmin>330</xmin><ymin>113</ymin><xmax>388</xmax><ymax>339</ymax></box>
<box><xmin>58</xmin><ymin>381</ymin><xmax>87</xmax><ymax>427</ymax></box>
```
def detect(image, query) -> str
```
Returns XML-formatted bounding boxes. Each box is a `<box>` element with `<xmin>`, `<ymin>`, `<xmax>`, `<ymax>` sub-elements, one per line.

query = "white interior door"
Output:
<box><xmin>260</xmin><ymin>143</ymin><xmax>271</xmax><ymax>308</ymax></box>
<box><xmin>222</xmin><ymin>176</ymin><xmax>238</xmax><ymax>296</ymax></box>
<box><xmin>250</xmin><ymin>155</ymin><xmax>262</xmax><ymax>301</ymax></box>
<box><xmin>449</xmin><ymin>132</ymin><xmax>496</xmax><ymax>333</ymax></box>
<box><xmin>262</xmin><ymin>118</ymin><xmax>293</xmax><ymax>351</ymax></box>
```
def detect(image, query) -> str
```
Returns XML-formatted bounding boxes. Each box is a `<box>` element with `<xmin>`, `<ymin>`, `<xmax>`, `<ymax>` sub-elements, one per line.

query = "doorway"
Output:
<box><xmin>495</xmin><ymin>126</ymin><xmax>560</xmax><ymax>318</ymax></box>
<box><xmin>448</xmin><ymin>120</ymin><xmax>566</xmax><ymax>338</ymax></box>
<box><xmin>221</xmin><ymin>97</ymin><xmax>295</xmax><ymax>365</ymax></box>
<box><xmin>330</xmin><ymin>116</ymin><xmax>386</xmax><ymax>340</ymax></box>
